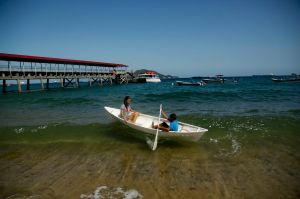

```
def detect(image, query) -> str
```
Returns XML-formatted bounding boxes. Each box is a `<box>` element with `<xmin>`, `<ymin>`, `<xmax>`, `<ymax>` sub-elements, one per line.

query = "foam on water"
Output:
<box><xmin>80</xmin><ymin>186</ymin><xmax>143</xmax><ymax>199</ymax></box>
<box><xmin>14</xmin><ymin>128</ymin><xmax>24</xmax><ymax>134</ymax></box>
<box><xmin>13</xmin><ymin>125</ymin><xmax>48</xmax><ymax>134</ymax></box>
<box><xmin>213</xmin><ymin>133</ymin><xmax>242</xmax><ymax>158</ymax></box>
<box><xmin>37</xmin><ymin>125</ymin><xmax>47</xmax><ymax>130</ymax></box>
<box><xmin>30</xmin><ymin>125</ymin><xmax>48</xmax><ymax>133</ymax></box>
<box><xmin>6</xmin><ymin>194</ymin><xmax>42</xmax><ymax>199</ymax></box>
<box><xmin>231</xmin><ymin>139</ymin><xmax>241</xmax><ymax>155</ymax></box>
<box><xmin>209</xmin><ymin>138</ymin><xmax>218</xmax><ymax>143</ymax></box>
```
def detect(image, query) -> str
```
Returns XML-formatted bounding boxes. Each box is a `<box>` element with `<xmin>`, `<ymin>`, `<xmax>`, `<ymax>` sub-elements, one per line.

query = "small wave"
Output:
<box><xmin>144</xmin><ymin>91</ymin><xmax>195</xmax><ymax>100</ymax></box>
<box><xmin>37</xmin><ymin>125</ymin><xmax>47</xmax><ymax>130</ymax></box>
<box><xmin>244</xmin><ymin>109</ymin><xmax>259</xmax><ymax>113</ymax></box>
<box><xmin>209</xmin><ymin>138</ymin><xmax>218</xmax><ymax>143</ymax></box>
<box><xmin>231</xmin><ymin>122</ymin><xmax>265</xmax><ymax>133</ymax></box>
<box><xmin>30</xmin><ymin>125</ymin><xmax>48</xmax><ymax>133</ymax></box>
<box><xmin>33</xmin><ymin>97</ymin><xmax>98</xmax><ymax>106</ymax></box>
<box><xmin>80</xmin><ymin>186</ymin><xmax>143</xmax><ymax>199</ymax></box>
<box><xmin>215</xmin><ymin>137</ymin><xmax>241</xmax><ymax>158</ymax></box>
<box><xmin>14</xmin><ymin>128</ymin><xmax>24</xmax><ymax>134</ymax></box>
<box><xmin>231</xmin><ymin>139</ymin><xmax>241</xmax><ymax>155</ymax></box>
<box><xmin>6</xmin><ymin>194</ymin><xmax>42</xmax><ymax>199</ymax></box>
<box><xmin>287</xmin><ymin>109</ymin><xmax>300</xmax><ymax>114</ymax></box>
<box><xmin>143</xmin><ymin>91</ymin><xmax>242</xmax><ymax>102</ymax></box>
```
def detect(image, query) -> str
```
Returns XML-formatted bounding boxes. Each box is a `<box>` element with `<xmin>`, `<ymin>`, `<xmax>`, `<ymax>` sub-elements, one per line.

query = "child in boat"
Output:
<box><xmin>120</xmin><ymin>96</ymin><xmax>139</xmax><ymax>123</ymax></box>
<box><xmin>152</xmin><ymin>108</ymin><xmax>179</xmax><ymax>132</ymax></box>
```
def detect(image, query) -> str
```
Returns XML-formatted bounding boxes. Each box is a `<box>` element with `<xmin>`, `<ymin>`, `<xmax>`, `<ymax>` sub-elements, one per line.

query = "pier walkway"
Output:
<box><xmin>0</xmin><ymin>53</ymin><xmax>128</xmax><ymax>93</ymax></box>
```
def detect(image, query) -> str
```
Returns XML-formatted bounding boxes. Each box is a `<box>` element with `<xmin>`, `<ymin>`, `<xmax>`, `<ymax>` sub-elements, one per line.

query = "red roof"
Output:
<box><xmin>0</xmin><ymin>53</ymin><xmax>127</xmax><ymax>67</ymax></box>
<box><xmin>146</xmin><ymin>71</ymin><xmax>156</xmax><ymax>74</ymax></box>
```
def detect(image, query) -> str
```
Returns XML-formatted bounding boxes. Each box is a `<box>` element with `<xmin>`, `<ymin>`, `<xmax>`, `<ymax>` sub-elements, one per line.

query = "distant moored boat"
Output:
<box><xmin>138</xmin><ymin>72</ymin><xmax>161</xmax><ymax>83</ymax></box>
<box><xmin>202</xmin><ymin>75</ymin><xmax>226</xmax><ymax>83</ymax></box>
<box><xmin>271</xmin><ymin>74</ymin><xmax>300</xmax><ymax>82</ymax></box>
<box><xmin>176</xmin><ymin>81</ymin><xmax>205</xmax><ymax>86</ymax></box>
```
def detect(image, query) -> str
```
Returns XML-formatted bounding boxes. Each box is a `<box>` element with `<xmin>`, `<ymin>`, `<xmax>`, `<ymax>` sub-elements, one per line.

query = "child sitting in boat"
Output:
<box><xmin>152</xmin><ymin>108</ymin><xmax>179</xmax><ymax>132</ymax></box>
<box><xmin>120</xmin><ymin>96</ymin><xmax>139</xmax><ymax>123</ymax></box>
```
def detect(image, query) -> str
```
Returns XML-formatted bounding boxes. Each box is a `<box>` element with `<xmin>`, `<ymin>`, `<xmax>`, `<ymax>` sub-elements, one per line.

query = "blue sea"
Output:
<box><xmin>0</xmin><ymin>76</ymin><xmax>299</xmax><ymax>198</ymax></box>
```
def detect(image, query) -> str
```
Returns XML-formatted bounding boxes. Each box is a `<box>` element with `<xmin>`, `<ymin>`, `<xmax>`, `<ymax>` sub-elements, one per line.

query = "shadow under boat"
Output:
<box><xmin>102</xmin><ymin>121</ymin><xmax>189</xmax><ymax>149</ymax></box>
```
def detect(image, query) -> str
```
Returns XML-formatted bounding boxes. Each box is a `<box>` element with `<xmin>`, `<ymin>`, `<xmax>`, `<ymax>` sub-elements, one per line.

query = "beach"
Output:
<box><xmin>1</xmin><ymin>77</ymin><xmax>300</xmax><ymax>198</ymax></box>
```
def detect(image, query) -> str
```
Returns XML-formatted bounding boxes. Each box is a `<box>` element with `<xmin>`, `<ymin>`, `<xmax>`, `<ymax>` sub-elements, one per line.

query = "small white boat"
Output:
<box><xmin>104</xmin><ymin>106</ymin><xmax>208</xmax><ymax>142</ymax></box>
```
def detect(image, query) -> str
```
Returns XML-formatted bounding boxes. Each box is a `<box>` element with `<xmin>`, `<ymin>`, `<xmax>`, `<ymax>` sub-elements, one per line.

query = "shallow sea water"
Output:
<box><xmin>0</xmin><ymin>77</ymin><xmax>299</xmax><ymax>198</ymax></box>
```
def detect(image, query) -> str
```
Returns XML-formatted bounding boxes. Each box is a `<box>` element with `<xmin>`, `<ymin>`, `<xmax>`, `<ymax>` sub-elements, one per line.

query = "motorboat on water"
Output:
<box><xmin>271</xmin><ymin>74</ymin><xmax>300</xmax><ymax>82</ymax></box>
<box><xmin>202</xmin><ymin>75</ymin><xmax>226</xmax><ymax>83</ymax></box>
<box><xmin>137</xmin><ymin>72</ymin><xmax>161</xmax><ymax>83</ymax></box>
<box><xmin>104</xmin><ymin>106</ymin><xmax>208</xmax><ymax>143</ymax></box>
<box><xmin>176</xmin><ymin>81</ymin><xmax>205</xmax><ymax>86</ymax></box>
<box><xmin>272</xmin><ymin>78</ymin><xmax>300</xmax><ymax>82</ymax></box>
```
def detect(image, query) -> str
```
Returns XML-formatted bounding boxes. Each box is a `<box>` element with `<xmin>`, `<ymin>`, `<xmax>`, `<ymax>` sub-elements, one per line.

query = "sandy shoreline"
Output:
<box><xmin>1</xmin><ymin>137</ymin><xmax>299</xmax><ymax>199</ymax></box>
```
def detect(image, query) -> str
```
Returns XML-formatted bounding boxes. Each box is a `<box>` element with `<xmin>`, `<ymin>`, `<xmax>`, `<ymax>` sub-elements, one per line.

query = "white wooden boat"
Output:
<box><xmin>104</xmin><ymin>106</ymin><xmax>208</xmax><ymax>142</ymax></box>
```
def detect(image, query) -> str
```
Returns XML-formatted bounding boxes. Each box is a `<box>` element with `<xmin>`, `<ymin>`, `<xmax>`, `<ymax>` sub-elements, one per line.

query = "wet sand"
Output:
<box><xmin>1</xmin><ymin>125</ymin><xmax>300</xmax><ymax>199</ymax></box>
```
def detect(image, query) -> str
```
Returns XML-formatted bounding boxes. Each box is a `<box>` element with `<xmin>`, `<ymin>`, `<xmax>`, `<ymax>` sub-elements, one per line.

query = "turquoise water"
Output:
<box><xmin>0</xmin><ymin>76</ymin><xmax>299</xmax><ymax>127</ymax></box>
<box><xmin>0</xmin><ymin>76</ymin><xmax>300</xmax><ymax>198</ymax></box>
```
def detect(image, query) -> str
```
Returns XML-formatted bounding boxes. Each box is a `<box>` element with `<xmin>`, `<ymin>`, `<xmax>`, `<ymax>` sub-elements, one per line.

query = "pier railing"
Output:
<box><xmin>0</xmin><ymin>53</ymin><xmax>128</xmax><ymax>93</ymax></box>
<box><xmin>0</xmin><ymin>61</ymin><xmax>127</xmax><ymax>77</ymax></box>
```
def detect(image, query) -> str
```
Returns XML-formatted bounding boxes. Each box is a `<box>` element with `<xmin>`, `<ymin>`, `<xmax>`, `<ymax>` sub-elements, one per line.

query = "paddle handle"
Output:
<box><xmin>152</xmin><ymin>104</ymin><xmax>162</xmax><ymax>151</ymax></box>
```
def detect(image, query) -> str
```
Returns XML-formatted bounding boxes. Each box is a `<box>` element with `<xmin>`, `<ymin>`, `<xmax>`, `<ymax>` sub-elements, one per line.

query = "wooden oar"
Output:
<box><xmin>152</xmin><ymin>104</ymin><xmax>162</xmax><ymax>151</ymax></box>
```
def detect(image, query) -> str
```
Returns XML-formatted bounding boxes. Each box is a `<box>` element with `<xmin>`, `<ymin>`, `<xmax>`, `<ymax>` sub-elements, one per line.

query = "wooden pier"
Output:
<box><xmin>0</xmin><ymin>53</ymin><xmax>128</xmax><ymax>93</ymax></box>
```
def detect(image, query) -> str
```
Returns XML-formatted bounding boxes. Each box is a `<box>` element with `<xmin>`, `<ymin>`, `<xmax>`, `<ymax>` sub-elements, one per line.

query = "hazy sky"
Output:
<box><xmin>0</xmin><ymin>0</ymin><xmax>299</xmax><ymax>77</ymax></box>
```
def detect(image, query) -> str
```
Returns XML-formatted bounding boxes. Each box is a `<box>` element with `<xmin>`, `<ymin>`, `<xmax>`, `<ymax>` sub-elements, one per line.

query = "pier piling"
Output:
<box><xmin>60</xmin><ymin>77</ymin><xmax>64</xmax><ymax>88</ymax></box>
<box><xmin>0</xmin><ymin>53</ymin><xmax>128</xmax><ymax>93</ymax></box>
<box><xmin>40</xmin><ymin>75</ymin><xmax>44</xmax><ymax>90</ymax></box>
<box><xmin>27</xmin><ymin>79</ymin><xmax>30</xmax><ymax>91</ymax></box>
<box><xmin>76</xmin><ymin>78</ymin><xmax>80</xmax><ymax>88</ymax></box>
<box><xmin>2</xmin><ymin>79</ymin><xmax>6</xmax><ymax>93</ymax></box>
<box><xmin>46</xmin><ymin>79</ymin><xmax>49</xmax><ymax>89</ymax></box>
<box><xmin>17</xmin><ymin>78</ymin><xmax>22</xmax><ymax>93</ymax></box>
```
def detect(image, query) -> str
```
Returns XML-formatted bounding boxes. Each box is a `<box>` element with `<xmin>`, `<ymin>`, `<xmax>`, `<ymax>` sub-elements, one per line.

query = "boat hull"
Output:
<box><xmin>129</xmin><ymin>77</ymin><xmax>147</xmax><ymax>83</ymax></box>
<box><xmin>202</xmin><ymin>79</ymin><xmax>225</xmax><ymax>83</ymax></box>
<box><xmin>146</xmin><ymin>78</ymin><xmax>161</xmax><ymax>83</ymax></box>
<box><xmin>272</xmin><ymin>78</ymin><xmax>300</xmax><ymax>82</ymax></box>
<box><xmin>104</xmin><ymin>107</ymin><xmax>208</xmax><ymax>142</ymax></box>
<box><xmin>176</xmin><ymin>81</ymin><xmax>204</xmax><ymax>86</ymax></box>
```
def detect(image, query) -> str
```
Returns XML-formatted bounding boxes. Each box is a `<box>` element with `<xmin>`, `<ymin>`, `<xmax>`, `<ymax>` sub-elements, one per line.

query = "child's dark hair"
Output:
<box><xmin>123</xmin><ymin>96</ymin><xmax>131</xmax><ymax>109</ymax></box>
<box><xmin>169</xmin><ymin>113</ymin><xmax>177</xmax><ymax>122</ymax></box>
